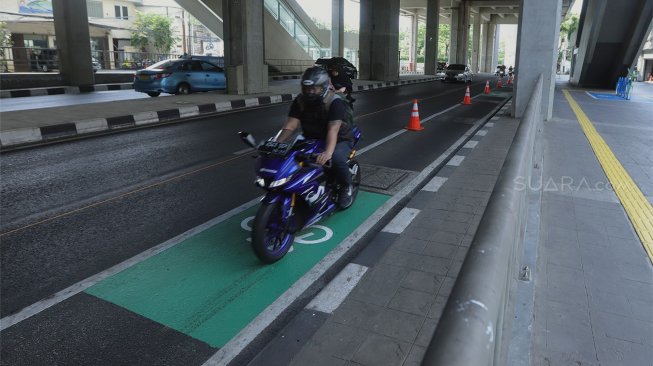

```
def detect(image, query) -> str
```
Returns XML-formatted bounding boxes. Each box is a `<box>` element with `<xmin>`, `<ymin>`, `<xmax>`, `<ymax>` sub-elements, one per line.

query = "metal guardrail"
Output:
<box><xmin>422</xmin><ymin>74</ymin><xmax>544</xmax><ymax>366</ymax></box>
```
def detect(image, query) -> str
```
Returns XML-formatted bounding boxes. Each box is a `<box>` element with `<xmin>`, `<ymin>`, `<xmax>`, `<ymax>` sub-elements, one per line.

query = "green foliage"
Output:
<box><xmin>498</xmin><ymin>41</ymin><xmax>506</xmax><ymax>64</ymax></box>
<box><xmin>438</xmin><ymin>24</ymin><xmax>450</xmax><ymax>61</ymax></box>
<box><xmin>560</xmin><ymin>15</ymin><xmax>579</xmax><ymax>41</ymax></box>
<box><xmin>131</xmin><ymin>12</ymin><xmax>176</xmax><ymax>54</ymax></box>
<box><xmin>0</xmin><ymin>21</ymin><xmax>12</xmax><ymax>47</ymax></box>
<box><xmin>399</xmin><ymin>22</ymin><xmax>450</xmax><ymax>62</ymax></box>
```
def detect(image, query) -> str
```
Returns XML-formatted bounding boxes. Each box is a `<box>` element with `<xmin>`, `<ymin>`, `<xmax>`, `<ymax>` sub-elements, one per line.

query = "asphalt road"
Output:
<box><xmin>0</xmin><ymin>77</ymin><xmax>503</xmax><ymax>364</ymax></box>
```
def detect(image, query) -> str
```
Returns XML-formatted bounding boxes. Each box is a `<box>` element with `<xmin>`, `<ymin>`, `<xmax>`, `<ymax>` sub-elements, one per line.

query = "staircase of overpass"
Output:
<box><xmin>174</xmin><ymin>0</ymin><xmax>327</xmax><ymax>73</ymax></box>
<box><xmin>572</xmin><ymin>0</ymin><xmax>653</xmax><ymax>88</ymax></box>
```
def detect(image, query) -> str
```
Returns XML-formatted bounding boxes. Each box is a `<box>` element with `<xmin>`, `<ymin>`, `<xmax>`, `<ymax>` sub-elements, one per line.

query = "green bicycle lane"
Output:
<box><xmin>85</xmin><ymin>191</ymin><xmax>389</xmax><ymax>348</ymax></box>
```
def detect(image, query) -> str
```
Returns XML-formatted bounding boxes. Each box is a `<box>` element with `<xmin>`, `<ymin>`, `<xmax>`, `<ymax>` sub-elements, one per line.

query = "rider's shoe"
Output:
<box><xmin>338</xmin><ymin>184</ymin><xmax>353</xmax><ymax>209</ymax></box>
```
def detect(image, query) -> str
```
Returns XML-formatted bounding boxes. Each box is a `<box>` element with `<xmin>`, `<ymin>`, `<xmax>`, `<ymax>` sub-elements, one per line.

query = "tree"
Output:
<box><xmin>560</xmin><ymin>15</ymin><xmax>579</xmax><ymax>41</ymax></box>
<box><xmin>0</xmin><ymin>21</ymin><xmax>12</xmax><ymax>47</ymax></box>
<box><xmin>131</xmin><ymin>12</ymin><xmax>176</xmax><ymax>54</ymax></box>
<box><xmin>438</xmin><ymin>24</ymin><xmax>450</xmax><ymax>62</ymax></box>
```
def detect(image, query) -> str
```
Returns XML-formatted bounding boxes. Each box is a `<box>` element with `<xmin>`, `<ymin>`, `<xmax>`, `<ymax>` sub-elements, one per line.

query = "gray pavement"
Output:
<box><xmin>1</xmin><ymin>74</ymin><xmax>652</xmax><ymax>365</ymax></box>
<box><xmin>529</xmin><ymin>81</ymin><xmax>653</xmax><ymax>366</ymax></box>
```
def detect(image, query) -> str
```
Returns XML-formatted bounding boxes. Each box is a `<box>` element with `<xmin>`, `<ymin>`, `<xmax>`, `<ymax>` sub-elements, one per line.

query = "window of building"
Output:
<box><xmin>87</xmin><ymin>1</ymin><xmax>102</xmax><ymax>18</ymax></box>
<box><xmin>114</xmin><ymin>5</ymin><xmax>128</xmax><ymax>20</ymax></box>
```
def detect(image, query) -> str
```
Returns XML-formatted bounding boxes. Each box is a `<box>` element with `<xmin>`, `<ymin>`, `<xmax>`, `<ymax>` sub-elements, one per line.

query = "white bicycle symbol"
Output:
<box><xmin>240</xmin><ymin>216</ymin><xmax>333</xmax><ymax>245</ymax></box>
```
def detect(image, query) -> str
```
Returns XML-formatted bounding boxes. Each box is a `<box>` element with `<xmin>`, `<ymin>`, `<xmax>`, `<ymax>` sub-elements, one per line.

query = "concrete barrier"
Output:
<box><xmin>422</xmin><ymin>74</ymin><xmax>543</xmax><ymax>366</ymax></box>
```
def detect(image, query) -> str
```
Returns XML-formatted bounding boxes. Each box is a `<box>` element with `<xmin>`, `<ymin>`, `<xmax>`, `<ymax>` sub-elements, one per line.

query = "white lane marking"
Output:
<box><xmin>486</xmin><ymin>122</ymin><xmax>495</xmax><ymax>128</ymax></box>
<box><xmin>422</xmin><ymin>176</ymin><xmax>448</xmax><ymax>192</ymax></box>
<box><xmin>463</xmin><ymin>140</ymin><xmax>478</xmax><ymax>149</ymax></box>
<box><xmin>491</xmin><ymin>116</ymin><xmax>500</xmax><ymax>120</ymax></box>
<box><xmin>306</xmin><ymin>263</ymin><xmax>368</xmax><ymax>314</ymax></box>
<box><xmin>0</xmin><ymin>196</ymin><xmax>263</xmax><ymax>332</ymax></box>
<box><xmin>382</xmin><ymin>207</ymin><xmax>421</xmax><ymax>234</ymax></box>
<box><xmin>447</xmin><ymin>155</ymin><xmax>465</xmax><ymax>166</ymax></box>
<box><xmin>233</xmin><ymin>147</ymin><xmax>255</xmax><ymax>155</ymax></box>
<box><xmin>476</xmin><ymin>130</ymin><xmax>488</xmax><ymax>136</ymax></box>
<box><xmin>203</xmin><ymin>110</ymin><xmax>495</xmax><ymax>366</ymax></box>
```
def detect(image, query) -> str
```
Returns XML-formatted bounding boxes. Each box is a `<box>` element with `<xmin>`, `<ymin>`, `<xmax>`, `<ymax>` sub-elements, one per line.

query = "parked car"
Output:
<box><xmin>435</xmin><ymin>62</ymin><xmax>447</xmax><ymax>80</ymax></box>
<box><xmin>315</xmin><ymin>57</ymin><xmax>358</xmax><ymax>79</ymax></box>
<box><xmin>133</xmin><ymin>58</ymin><xmax>227</xmax><ymax>97</ymax></box>
<box><xmin>442</xmin><ymin>63</ymin><xmax>472</xmax><ymax>83</ymax></box>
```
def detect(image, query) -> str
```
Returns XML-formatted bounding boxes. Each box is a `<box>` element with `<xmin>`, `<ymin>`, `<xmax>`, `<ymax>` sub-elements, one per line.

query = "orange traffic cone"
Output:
<box><xmin>462</xmin><ymin>86</ymin><xmax>472</xmax><ymax>105</ymax></box>
<box><xmin>405</xmin><ymin>99</ymin><xmax>424</xmax><ymax>131</ymax></box>
<box><xmin>484</xmin><ymin>80</ymin><xmax>491</xmax><ymax>94</ymax></box>
<box><xmin>497</xmin><ymin>78</ymin><xmax>503</xmax><ymax>88</ymax></box>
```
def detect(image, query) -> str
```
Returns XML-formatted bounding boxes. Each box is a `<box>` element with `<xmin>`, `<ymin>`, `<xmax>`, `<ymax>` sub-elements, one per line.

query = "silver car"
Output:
<box><xmin>442</xmin><ymin>64</ymin><xmax>472</xmax><ymax>83</ymax></box>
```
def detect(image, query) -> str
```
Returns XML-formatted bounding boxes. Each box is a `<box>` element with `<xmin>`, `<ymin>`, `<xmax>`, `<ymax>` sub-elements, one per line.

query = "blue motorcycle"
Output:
<box><xmin>239</xmin><ymin>128</ymin><xmax>362</xmax><ymax>263</ymax></box>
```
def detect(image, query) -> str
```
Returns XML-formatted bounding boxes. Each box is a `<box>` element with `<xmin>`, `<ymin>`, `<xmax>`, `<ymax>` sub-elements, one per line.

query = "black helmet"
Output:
<box><xmin>301</xmin><ymin>66</ymin><xmax>330</xmax><ymax>103</ymax></box>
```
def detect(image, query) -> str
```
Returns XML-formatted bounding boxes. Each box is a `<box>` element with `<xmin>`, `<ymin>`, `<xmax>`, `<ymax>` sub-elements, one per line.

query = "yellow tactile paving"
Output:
<box><xmin>563</xmin><ymin>90</ymin><xmax>653</xmax><ymax>264</ymax></box>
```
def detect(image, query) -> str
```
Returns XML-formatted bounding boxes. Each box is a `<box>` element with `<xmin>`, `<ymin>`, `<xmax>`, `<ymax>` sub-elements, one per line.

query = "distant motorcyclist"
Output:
<box><xmin>276</xmin><ymin>66</ymin><xmax>356</xmax><ymax>208</ymax></box>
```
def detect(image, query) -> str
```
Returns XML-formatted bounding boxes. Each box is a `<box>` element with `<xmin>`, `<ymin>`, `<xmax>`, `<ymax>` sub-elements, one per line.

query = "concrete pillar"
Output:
<box><xmin>359</xmin><ymin>0</ymin><xmax>400</xmax><ymax>81</ymax></box>
<box><xmin>222</xmin><ymin>0</ymin><xmax>268</xmax><ymax>94</ymax></box>
<box><xmin>449</xmin><ymin>6</ymin><xmax>459</xmax><ymax>64</ymax></box>
<box><xmin>471</xmin><ymin>13</ymin><xmax>481</xmax><ymax>72</ymax></box>
<box><xmin>514</xmin><ymin>0</ymin><xmax>562</xmax><ymax>120</ymax></box>
<box><xmin>479</xmin><ymin>22</ymin><xmax>487</xmax><ymax>72</ymax></box>
<box><xmin>410</xmin><ymin>13</ymin><xmax>419</xmax><ymax>71</ymax></box>
<box><xmin>52</xmin><ymin>0</ymin><xmax>94</xmax><ymax>86</ymax></box>
<box><xmin>424</xmin><ymin>0</ymin><xmax>440</xmax><ymax>75</ymax></box>
<box><xmin>455</xmin><ymin>0</ymin><xmax>471</xmax><ymax>64</ymax></box>
<box><xmin>484</xmin><ymin>23</ymin><xmax>497</xmax><ymax>72</ymax></box>
<box><xmin>493</xmin><ymin>23</ymin><xmax>501</xmax><ymax>68</ymax></box>
<box><xmin>331</xmin><ymin>0</ymin><xmax>344</xmax><ymax>57</ymax></box>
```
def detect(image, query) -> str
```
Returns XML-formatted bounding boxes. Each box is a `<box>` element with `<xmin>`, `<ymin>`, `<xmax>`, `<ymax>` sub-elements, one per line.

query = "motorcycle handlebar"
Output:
<box><xmin>296</xmin><ymin>153</ymin><xmax>333</xmax><ymax>169</ymax></box>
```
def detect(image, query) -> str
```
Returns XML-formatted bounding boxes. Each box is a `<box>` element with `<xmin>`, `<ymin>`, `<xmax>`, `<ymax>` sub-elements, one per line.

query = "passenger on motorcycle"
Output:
<box><xmin>276</xmin><ymin>66</ymin><xmax>356</xmax><ymax>208</ymax></box>
<box><xmin>326</xmin><ymin>64</ymin><xmax>355</xmax><ymax>106</ymax></box>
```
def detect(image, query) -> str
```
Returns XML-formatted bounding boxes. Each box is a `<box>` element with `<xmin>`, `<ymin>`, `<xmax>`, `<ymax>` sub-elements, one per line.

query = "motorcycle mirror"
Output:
<box><xmin>239</xmin><ymin>131</ymin><xmax>257</xmax><ymax>148</ymax></box>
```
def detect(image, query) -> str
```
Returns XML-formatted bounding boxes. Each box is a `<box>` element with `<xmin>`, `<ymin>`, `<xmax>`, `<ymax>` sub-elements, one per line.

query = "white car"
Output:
<box><xmin>442</xmin><ymin>64</ymin><xmax>472</xmax><ymax>83</ymax></box>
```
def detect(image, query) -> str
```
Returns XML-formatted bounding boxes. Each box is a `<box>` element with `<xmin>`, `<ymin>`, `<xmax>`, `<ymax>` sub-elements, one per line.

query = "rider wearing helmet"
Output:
<box><xmin>276</xmin><ymin>66</ymin><xmax>355</xmax><ymax>208</ymax></box>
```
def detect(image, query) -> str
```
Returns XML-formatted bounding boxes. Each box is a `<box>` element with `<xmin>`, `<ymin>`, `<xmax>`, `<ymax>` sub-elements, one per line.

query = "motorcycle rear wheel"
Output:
<box><xmin>252</xmin><ymin>202</ymin><xmax>295</xmax><ymax>263</ymax></box>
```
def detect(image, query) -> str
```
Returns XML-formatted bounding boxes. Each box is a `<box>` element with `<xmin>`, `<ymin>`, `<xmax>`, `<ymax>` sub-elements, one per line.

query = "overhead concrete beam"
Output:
<box><xmin>175</xmin><ymin>0</ymin><xmax>223</xmax><ymax>40</ymax></box>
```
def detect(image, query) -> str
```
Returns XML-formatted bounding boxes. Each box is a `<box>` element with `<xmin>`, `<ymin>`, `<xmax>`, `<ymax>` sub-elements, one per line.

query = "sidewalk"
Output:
<box><xmin>530</xmin><ymin>82</ymin><xmax>653</xmax><ymax>365</ymax></box>
<box><xmin>0</xmin><ymin>75</ymin><xmax>437</xmax><ymax>148</ymax></box>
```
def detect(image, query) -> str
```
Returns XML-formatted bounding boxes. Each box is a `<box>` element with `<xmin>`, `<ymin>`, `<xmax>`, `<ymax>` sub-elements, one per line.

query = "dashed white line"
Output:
<box><xmin>422</xmin><ymin>176</ymin><xmax>448</xmax><ymax>192</ymax></box>
<box><xmin>463</xmin><ymin>140</ymin><xmax>479</xmax><ymax>149</ymax></box>
<box><xmin>476</xmin><ymin>130</ymin><xmax>488</xmax><ymax>136</ymax></box>
<box><xmin>306</xmin><ymin>263</ymin><xmax>368</xmax><ymax>314</ymax></box>
<box><xmin>382</xmin><ymin>207</ymin><xmax>421</xmax><ymax>234</ymax></box>
<box><xmin>447</xmin><ymin>155</ymin><xmax>465</xmax><ymax>166</ymax></box>
<box><xmin>486</xmin><ymin>122</ymin><xmax>495</xmax><ymax>128</ymax></box>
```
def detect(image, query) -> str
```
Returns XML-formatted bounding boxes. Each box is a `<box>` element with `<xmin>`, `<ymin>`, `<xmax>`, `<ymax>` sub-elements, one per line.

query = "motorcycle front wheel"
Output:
<box><xmin>252</xmin><ymin>202</ymin><xmax>295</xmax><ymax>263</ymax></box>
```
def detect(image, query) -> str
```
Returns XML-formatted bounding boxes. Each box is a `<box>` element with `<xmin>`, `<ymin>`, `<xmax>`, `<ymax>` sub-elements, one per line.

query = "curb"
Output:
<box><xmin>0</xmin><ymin>83</ymin><xmax>134</xmax><ymax>98</ymax></box>
<box><xmin>0</xmin><ymin>75</ymin><xmax>304</xmax><ymax>99</ymax></box>
<box><xmin>0</xmin><ymin>77</ymin><xmax>437</xmax><ymax>150</ymax></box>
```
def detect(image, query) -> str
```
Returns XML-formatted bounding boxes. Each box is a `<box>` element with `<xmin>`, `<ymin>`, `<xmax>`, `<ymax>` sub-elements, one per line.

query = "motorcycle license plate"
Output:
<box><xmin>258</xmin><ymin>141</ymin><xmax>290</xmax><ymax>155</ymax></box>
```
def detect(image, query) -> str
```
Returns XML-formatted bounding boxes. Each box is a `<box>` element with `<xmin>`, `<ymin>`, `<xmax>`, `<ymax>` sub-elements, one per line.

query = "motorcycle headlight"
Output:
<box><xmin>269</xmin><ymin>176</ymin><xmax>292</xmax><ymax>188</ymax></box>
<box><xmin>255</xmin><ymin>177</ymin><xmax>266</xmax><ymax>187</ymax></box>
<box><xmin>457</xmin><ymin>73</ymin><xmax>464</xmax><ymax>77</ymax></box>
